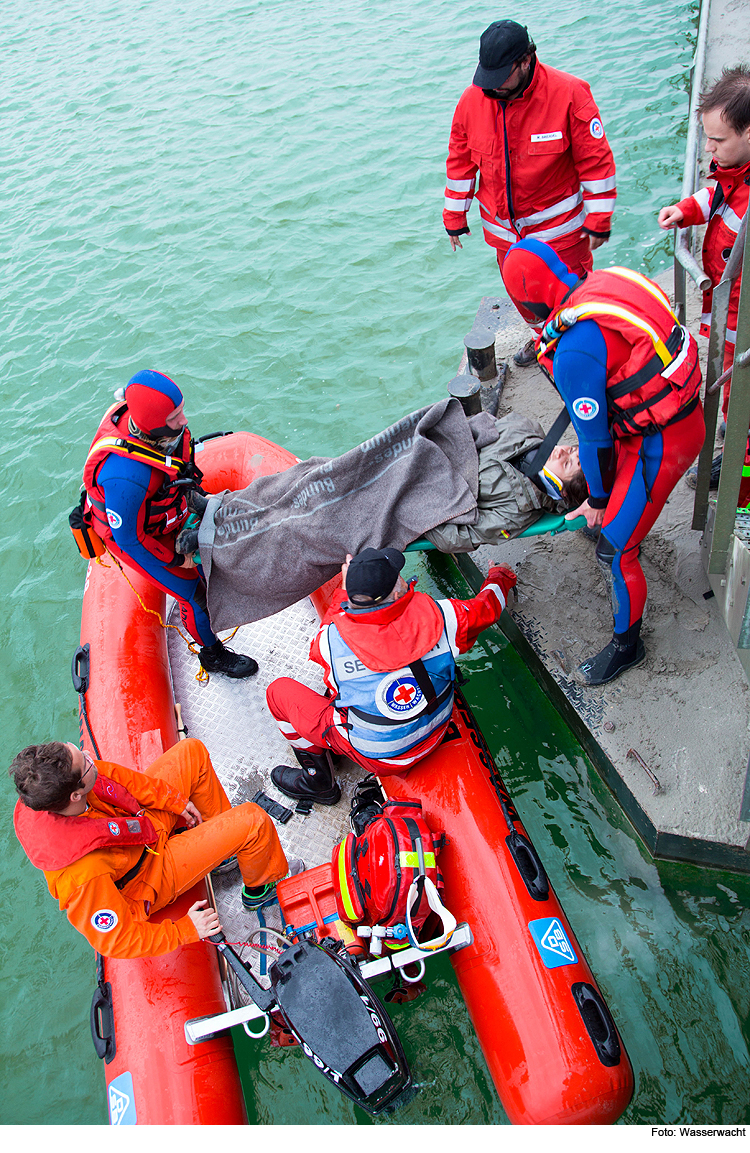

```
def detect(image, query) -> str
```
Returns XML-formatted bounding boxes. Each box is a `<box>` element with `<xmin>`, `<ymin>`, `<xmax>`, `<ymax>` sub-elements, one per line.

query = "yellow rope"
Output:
<box><xmin>95</xmin><ymin>545</ymin><xmax>240</xmax><ymax>685</ymax></box>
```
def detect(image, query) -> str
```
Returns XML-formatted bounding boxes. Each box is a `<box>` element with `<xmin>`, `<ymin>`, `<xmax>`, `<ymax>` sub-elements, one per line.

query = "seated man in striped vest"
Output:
<box><xmin>265</xmin><ymin>547</ymin><xmax>517</xmax><ymax>805</ymax></box>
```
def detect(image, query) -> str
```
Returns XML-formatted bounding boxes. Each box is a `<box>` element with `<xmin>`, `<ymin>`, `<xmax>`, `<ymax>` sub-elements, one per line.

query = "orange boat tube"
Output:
<box><xmin>79</xmin><ymin>432</ymin><xmax>296</xmax><ymax>1125</ymax></box>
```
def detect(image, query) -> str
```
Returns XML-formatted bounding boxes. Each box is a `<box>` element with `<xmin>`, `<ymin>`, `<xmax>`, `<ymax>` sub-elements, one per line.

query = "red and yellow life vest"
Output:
<box><xmin>82</xmin><ymin>401</ymin><xmax>193</xmax><ymax>544</ymax></box>
<box><xmin>538</xmin><ymin>267</ymin><xmax>702</xmax><ymax>437</ymax></box>
<box><xmin>13</xmin><ymin>772</ymin><xmax>158</xmax><ymax>872</ymax></box>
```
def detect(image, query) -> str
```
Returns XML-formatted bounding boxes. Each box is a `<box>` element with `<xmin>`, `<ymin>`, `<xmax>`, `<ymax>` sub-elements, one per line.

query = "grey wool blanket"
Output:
<box><xmin>198</xmin><ymin>398</ymin><xmax>498</xmax><ymax>629</ymax></box>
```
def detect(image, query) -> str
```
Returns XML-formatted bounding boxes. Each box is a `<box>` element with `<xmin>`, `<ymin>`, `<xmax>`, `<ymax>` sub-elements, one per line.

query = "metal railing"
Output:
<box><xmin>673</xmin><ymin>0</ymin><xmax>713</xmax><ymax>325</ymax></box>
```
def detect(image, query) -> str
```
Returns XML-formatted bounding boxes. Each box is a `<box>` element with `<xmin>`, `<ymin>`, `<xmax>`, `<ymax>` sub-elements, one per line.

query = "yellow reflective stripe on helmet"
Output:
<box><xmin>336</xmin><ymin>844</ymin><xmax>359</xmax><ymax>922</ymax></box>
<box><xmin>399</xmin><ymin>850</ymin><xmax>436</xmax><ymax>869</ymax></box>
<box><xmin>562</xmin><ymin>303</ymin><xmax>673</xmax><ymax>367</ymax></box>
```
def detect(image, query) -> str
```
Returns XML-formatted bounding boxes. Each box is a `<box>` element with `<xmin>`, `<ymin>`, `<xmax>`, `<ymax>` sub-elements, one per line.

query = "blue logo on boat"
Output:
<box><xmin>108</xmin><ymin>1072</ymin><xmax>137</xmax><ymax>1125</ymax></box>
<box><xmin>528</xmin><ymin>917</ymin><xmax>578</xmax><ymax>968</ymax></box>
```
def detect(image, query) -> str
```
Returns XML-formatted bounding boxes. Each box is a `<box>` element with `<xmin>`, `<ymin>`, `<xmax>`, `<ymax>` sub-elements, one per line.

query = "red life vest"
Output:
<box><xmin>82</xmin><ymin>401</ymin><xmax>193</xmax><ymax>543</ymax></box>
<box><xmin>13</xmin><ymin>771</ymin><xmax>158</xmax><ymax>871</ymax></box>
<box><xmin>538</xmin><ymin>267</ymin><xmax>702</xmax><ymax>437</ymax></box>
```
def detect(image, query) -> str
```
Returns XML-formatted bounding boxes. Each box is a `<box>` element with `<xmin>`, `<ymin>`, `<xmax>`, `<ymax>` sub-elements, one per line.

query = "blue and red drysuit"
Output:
<box><xmin>501</xmin><ymin>239</ymin><xmax>704</xmax><ymax>638</ymax></box>
<box><xmin>550</xmin><ymin>319</ymin><xmax>704</xmax><ymax>632</ymax></box>
<box><xmin>83</xmin><ymin>401</ymin><xmax>216</xmax><ymax>647</ymax></box>
<box><xmin>94</xmin><ymin>452</ymin><xmax>216</xmax><ymax>646</ymax></box>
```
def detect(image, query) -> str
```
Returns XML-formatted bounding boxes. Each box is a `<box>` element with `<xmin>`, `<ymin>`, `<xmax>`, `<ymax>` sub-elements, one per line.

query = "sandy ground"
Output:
<box><xmin>455</xmin><ymin>274</ymin><xmax>750</xmax><ymax>857</ymax></box>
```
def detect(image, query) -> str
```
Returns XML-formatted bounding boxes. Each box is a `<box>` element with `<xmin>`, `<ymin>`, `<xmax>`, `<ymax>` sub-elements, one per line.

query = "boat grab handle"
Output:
<box><xmin>243</xmin><ymin>1013</ymin><xmax>270</xmax><ymax>1040</ymax></box>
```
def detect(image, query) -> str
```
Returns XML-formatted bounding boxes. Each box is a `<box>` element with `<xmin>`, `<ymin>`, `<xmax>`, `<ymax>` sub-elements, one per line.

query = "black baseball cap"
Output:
<box><xmin>472</xmin><ymin>20</ymin><xmax>531</xmax><ymax>89</ymax></box>
<box><xmin>346</xmin><ymin>547</ymin><xmax>406</xmax><ymax>605</ymax></box>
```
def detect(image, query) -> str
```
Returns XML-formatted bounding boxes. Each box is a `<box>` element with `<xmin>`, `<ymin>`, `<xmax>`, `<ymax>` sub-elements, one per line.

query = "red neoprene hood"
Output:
<box><xmin>125</xmin><ymin>370</ymin><xmax>183</xmax><ymax>435</ymax></box>
<box><xmin>501</xmin><ymin>239</ymin><xmax>580</xmax><ymax>322</ymax></box>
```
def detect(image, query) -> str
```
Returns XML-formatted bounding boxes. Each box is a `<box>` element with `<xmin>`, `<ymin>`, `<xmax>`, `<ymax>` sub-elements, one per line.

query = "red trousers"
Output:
<box><xmin>146</xmin><ymin>738</ymin><xmax>288</xmax><ymax>910</ymax></box>
<box><xmin>266</xmin><ymin>678</ymin><xmax>446</xmax><ymax>776</ymax></box>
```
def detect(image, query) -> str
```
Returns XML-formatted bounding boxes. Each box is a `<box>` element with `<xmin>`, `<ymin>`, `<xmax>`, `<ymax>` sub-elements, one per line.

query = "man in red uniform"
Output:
<box><xmin>10</xmin><ymin>737</ymin><xmax>301</xmax><ymax>957</ymax></box>
<box><xmin>265</xmin><ymin>547</ymin><xmax>518</xmax><ymax>804</ymax></box>
<box><xmin>501</xmin><ymin>239</ymin><xmax>704</xmax><ymax>684</ymax></box>
<box><xmin>444</xmin><ymin>20</ymin><xmax>616</xmax><ymax>365</ymax></box>
<box><xmin>658</xmin><ymin>65</ymin><xmax>750</xmax><ymax>487</ymax></box>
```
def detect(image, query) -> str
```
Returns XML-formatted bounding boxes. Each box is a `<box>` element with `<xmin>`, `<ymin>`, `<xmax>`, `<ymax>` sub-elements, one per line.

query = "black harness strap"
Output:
<box><xmin>516</xmin><ymin>406</ymin><xmax>572</xmax><ymax>478</ymax></box>
<box><xmin>114</xmin><ymin>847</ymin><xmax>149</xmax><ymax>891</ymax></box>
<box><xmin>606</xmin><ymin>325</ymin><xmax>683</xmax><ymax>402</ymax></box>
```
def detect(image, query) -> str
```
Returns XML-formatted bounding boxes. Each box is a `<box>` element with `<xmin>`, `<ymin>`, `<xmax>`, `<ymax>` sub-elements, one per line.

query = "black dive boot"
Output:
<box><xmin>271</xmin><ymin>749</ymin><xmax>341</xmax><ymax>806</ymax></box>
<box><xmin>578</xmin><ymin>621</ymin><xmax>645</xmax><ymax>686</ymax></box>
<box><xmin>199</xmin><ymin>640</ymin><xmax>259</xmax><ymax>679</ymax></box>
<box><xmin>176</xmin><ymin>526</ymin><xmax>200</xmax><ymax>556</ymax></box>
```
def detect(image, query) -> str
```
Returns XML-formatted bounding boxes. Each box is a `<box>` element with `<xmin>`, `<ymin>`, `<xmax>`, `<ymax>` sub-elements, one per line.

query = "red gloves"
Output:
<box><xmin>485</xmin><ymin>563</ymin><xmax>518</xmax><ymax>603</ymax></box>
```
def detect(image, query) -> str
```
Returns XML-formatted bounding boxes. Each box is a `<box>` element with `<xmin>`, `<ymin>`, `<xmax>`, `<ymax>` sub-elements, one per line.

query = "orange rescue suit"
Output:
<box><xmin>13</xmin><ymin>739</ymin><xmax>286</xmax><ymax>958</ymax></box>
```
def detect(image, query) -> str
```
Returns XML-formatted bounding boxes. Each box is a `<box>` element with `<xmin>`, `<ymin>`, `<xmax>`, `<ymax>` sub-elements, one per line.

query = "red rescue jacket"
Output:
<box><xmin>444</xmin><ymin>61</ymin><xmax>616</xmax><ymax>249</ymax></box>
<box><xmin>14</xmin><ymin>773</ymin><xmax>158</xmax><ymax>871</ymax></box>
<box><xmin>82</xmin><ymin>401</ymin><xmax>192</xmax><ymax>548</ymax></box>
<box><xmin>539</xmin><ymin>267</ymin><xmax>702</xmax><ymax>437</ymax></box>
<box><xmin>677</xmin><ymin>158</ymin><xmax>750</xmax><ymax>346</ymax></box>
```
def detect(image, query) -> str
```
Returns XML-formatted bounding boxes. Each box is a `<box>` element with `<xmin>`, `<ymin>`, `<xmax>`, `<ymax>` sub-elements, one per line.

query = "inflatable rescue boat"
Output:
<box><xmin>77</xmin><ymin>429</ymin><xmax>634</xmax><ymax>1125</ymax></box>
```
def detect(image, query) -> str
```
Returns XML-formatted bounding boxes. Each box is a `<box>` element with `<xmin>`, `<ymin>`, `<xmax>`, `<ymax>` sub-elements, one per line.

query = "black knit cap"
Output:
<box><xmin>346</xmin><ymin>547</ymin><xmax>406</xmax><ymax>605</ymax></box>
<box><xmin>473</xmin><ymin>20</ymin><xmax>531</xmax><ymax>89</ymax></box>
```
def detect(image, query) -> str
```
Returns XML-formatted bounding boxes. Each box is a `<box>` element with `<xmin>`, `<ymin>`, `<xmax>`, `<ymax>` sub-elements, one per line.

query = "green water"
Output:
<box><xmin>2</xmin><ymin>0</ymin><xmax>748</xmax><ymax>1127</ymax></box>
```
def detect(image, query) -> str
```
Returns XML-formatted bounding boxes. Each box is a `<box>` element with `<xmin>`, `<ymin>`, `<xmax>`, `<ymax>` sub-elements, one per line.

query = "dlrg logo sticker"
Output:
<box><xmin>528</xmin><ymin>917</ymin><xmax>578</xmax><ymax>968</ymax></box>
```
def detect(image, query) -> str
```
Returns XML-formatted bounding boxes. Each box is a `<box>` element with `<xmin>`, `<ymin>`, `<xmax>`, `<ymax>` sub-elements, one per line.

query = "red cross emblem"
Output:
<box><xmin>394</xmin><ymin>683</ymin><xmax>416</xmax><ymax>704</ymax></box>
<box><xmin>577</xmin><ymin>402</ymin><xmax>594</xmax><ymax>416</ymax></box>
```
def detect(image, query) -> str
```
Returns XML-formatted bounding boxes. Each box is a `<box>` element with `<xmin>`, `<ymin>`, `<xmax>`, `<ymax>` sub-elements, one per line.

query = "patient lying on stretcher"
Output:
<box><xmin>178</xmin><ymin>402</ymin><xmax>588</xmax><ymax>630</ymax></box>
<box><xmin>424</xmin><ymin>411</ymin><xmax>587</xmax><ymax>551</ymax></box>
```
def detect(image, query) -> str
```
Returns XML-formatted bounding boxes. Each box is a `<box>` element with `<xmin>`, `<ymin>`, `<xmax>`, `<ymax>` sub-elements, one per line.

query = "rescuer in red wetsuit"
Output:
<box><xmin>265</xmin><ymin>547</ymin><xmax>517</xmax><ymax>805</ymax></box>
<box><xmin>10</xmin><ymin>737</ymin><xmax>301</xmax><ymax>958</ymax></box>
<box><xmin>443</xmin><ymin>20</ymin><xmax>616</xmax><ymax>366</ymax></box>
<box><xmin>501</xmin><ymin>239</ymin><xmax>705</xmax><ymax>685</ymax></box>
<box><xmin>82</xmin><ymin>369</ymin><xmax>257</xmax><ymax>678</ymax></box>
<box><xmin>659</xmin><ymin>65</ymin><xmax>750</xmax><ymax>489</ymax></box>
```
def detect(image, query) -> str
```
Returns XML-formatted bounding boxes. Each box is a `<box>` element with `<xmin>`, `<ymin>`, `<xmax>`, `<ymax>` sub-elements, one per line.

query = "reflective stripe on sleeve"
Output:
<box><xmin>437</xmin><ymin>598</ymin><xmax>460</xmax><ymax>657</ymax></box>
<box><xmin>583</xmin><ymin>197</ymin><xmax>616</xmax><ymax>213</ymax></box>
<box><xmin>446</xmin><ymin>177</ymin><xmax>476</xmax><ymax>193</ymax></box>
<box><xmin>581</xmin><ymin>176</ymin><xmax>617</xmax><ymax>193</ymax></box>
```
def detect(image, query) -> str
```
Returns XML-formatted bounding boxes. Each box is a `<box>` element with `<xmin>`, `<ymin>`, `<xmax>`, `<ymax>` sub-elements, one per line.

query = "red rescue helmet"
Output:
<box><xmin>125</xmin><ymin>370</ymin><xmax>184</xmax><ymax>437</ymax></box>
<box><xmin>501</xmin><ymin>239</ymin><xmax>580</xmax><ymax>323</ymax></box>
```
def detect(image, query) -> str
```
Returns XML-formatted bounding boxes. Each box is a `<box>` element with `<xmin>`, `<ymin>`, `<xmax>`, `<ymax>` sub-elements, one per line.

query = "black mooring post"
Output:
<box><xmin>447</xmin><ymin>373</ymin><xmax>482</xmax><ymax>416</ymax></box>
<box><xmin>464</xmin><ymin>326</ymin><xmax>497</xmax><ymax>381</ymax></box>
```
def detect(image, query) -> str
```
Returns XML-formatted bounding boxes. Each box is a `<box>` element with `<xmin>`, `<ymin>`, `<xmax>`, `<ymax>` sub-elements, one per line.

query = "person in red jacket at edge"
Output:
<box><xmin>501</xmin><ymin>239</ymin><xmax>705</xmax><ymax>685</ymax></box>
<box><xmin>443</xmin><ymin>20</ymin><xmax>616</xmax><ymax>367</ymax></box>
<box><xmin>265</xmin><ymin>547</ymin><xmax>517</xmax><ymax>805</ymax></box>
<box><xmin>82</xmin><ymin>369</ymin><xmax>257</xmax><ymax>678</ymax></box>
<box><xmin>10</xmin><ymin>737</ymin><xmax>304</xmax><ymax>959</ymax></box>
<box><xmin>659</xmin><ymin>65</ymin><xmax>750</xmax><ymax>491</ymax></box>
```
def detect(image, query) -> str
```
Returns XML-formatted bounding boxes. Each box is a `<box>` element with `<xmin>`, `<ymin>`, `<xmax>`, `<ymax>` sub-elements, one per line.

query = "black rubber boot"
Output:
<box><xmin>578</xmin><ymin>622</ymin><xmax>645</xmax><ymax>686</ymax></box>
<box><xmin>186</xmin><ymin>488</ymin><xmax>210</xmax><ymax>516</ymax></box>
<box><xmin>175</xmin><ymin>526</ymin><xmax>200</xmax><ymax>556</ymax></box>
<box><xmin>685</xmin><ymin>452</ymin><xmax>722</xmax><ymax>491</ymax></box>
<box><xmin>513</xmin><ymin>338</ymin><xmax>537</xmax><ymax>367</ymax></box>
<box><xmin>271</xmin><ymin>749</ymin><xmax>341</xmax><ymax>806</ymax></box>
<box><xmin>199</xmin><ymin>640</ymin><xmax>259</xmax><ymax>679</ymax></box>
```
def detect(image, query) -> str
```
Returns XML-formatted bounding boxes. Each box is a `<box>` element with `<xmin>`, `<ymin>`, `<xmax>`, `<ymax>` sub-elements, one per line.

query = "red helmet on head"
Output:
<box><xmin>501</xmin><ymin>240</ymin><xmax>580</xmax><ymax>324</ymax></box>
<box><xmin>125</xmin><ymin>370</ymin><xmax>183</xmax><ymax>436</ymax></box>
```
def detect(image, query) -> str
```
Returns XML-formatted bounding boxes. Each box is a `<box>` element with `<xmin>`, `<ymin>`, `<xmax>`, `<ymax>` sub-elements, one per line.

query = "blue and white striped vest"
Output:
<box><xmin>323</xmin><ymin>607</ymin><xmax>456</xmax><ymax>759</ymax></box>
